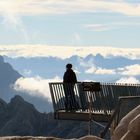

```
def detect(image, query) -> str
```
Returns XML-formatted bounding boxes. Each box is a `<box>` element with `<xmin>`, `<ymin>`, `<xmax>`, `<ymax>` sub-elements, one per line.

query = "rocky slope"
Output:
<box><xmin>0</xmin><ymin>95</ymin><xmax>47</xmax><ymax>136</ymax></box>
<box><xmin>111</xmin><ymin>105</ymin><xmax>140</xmax><ymax>140</ymax></box>
<box><xmin>0</xmin><ymin>96</ymin><xmax>107</xmax><ymax>139</ymax></box>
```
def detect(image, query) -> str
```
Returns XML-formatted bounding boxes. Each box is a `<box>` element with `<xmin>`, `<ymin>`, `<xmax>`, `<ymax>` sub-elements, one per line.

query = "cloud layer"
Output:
<box><xmin>14</xmin><ymin>76</ymin><xmax>62</xmax><ymax>102</ymax></box>
<box><xmin>116</xmin><ymin>77</ymin><xmax>140</xmax><ymax>84</ymax></box>
<box><xmin>0</xmin><ymin>0</ymin><xmax>140</xmax><ymax>31</ymax></box>
<box><xmin>0</xmin><ymin>45</ymin><xmax>140</xmax><ymax>59</ymax></box>
<box><xmin>86</xmin><ymin>67</ymin><xmax>116</xmax><ymax>75</ymax></box>
<box><xmin>14</xmin><ymin>75</ymin><xmax>139</xmax><ymax>102</ymax></box>
<box><xmin>0</xmin><ymin>0</ymin><xmax>140</xmax><ymax>17</ymax></box>
<box><xmin>118</xmin><ymin>64</ymin><xmax>140</xmax><ymax>76</ymax></box>
<box><xmin>85</xmin><ymin>64</ymin><xmax>140</xmax><ymax>76</ymax></box>
<box><xmin>84</xmin><ymin>22</ymin><xmax>140</xmax><ymax>32</ymax></box>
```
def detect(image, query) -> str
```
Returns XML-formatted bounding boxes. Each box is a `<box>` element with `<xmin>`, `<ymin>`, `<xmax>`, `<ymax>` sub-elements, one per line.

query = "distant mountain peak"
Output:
<box><xmin>9</xmin><ymin>95</ymin><xmax>37</xmax><ymax>114</ymax></box>
<box><xmin>85</xmin><ymin>53</ymin><xmax>104</xmax><ymax>60</ymax></box>
<box><xmin>11</xmin><ymin>95</ymin><xmax>24</xmax><ymax>102</ymax></box>
<box><xmin>9</xmin><ymin>95</ymin><xmax>26</xmax><ymax>109</ymax></box>
<box><xmin>95</xmin><ymin>53</ymin><xmax>104</xmax><ymax>59</ymax></box>
<box><xmin>10</xmin><ymin>95</ymin><xmax>32</xmax><ymax>107</ymax></box>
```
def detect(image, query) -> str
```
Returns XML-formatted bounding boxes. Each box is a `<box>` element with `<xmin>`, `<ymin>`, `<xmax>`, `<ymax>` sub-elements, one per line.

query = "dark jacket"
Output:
<box><xmin>63</xmin><ymin>69</ymin><xmax>77</xmax><ymax>83</ymax></box>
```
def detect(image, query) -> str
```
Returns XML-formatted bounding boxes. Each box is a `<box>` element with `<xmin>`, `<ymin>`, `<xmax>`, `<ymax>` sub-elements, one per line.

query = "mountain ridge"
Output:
<box><xmin>4</xmin><ymin>54</ymin><xmax>140</xmax><ymax>82</ymax></box>
<box><xmin>0</xmin><ymin>95</ymin><xmax>107</xmax><ymax>139</ymax></box>
<box><xmin>0</xmin><ymin>55</ymin><xmax>52</xmax><ymax>112</ymax></box>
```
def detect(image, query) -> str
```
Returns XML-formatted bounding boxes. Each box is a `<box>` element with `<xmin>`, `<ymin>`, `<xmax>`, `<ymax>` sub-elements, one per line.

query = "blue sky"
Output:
<box><xmin>0</xmin><ymin>0</ymin><xmax>140</xmax><ymax>103</ymax></box>
<box><xmin>0</xmin><ymin>0</ymin><xmax>140</xmax><ymax>48</ymax></box>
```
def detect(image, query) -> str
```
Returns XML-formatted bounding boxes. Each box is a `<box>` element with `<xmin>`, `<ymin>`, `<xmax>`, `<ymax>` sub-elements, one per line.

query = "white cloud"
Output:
<box><xmin>84</xmin><ymin>24</ymin><xmax>110</xmax><ymax>31</ymax></box>
<box><xmin>0</xmin><ymin>1</ymin><xmax>140</xmax><ymax>44</ymax></box>
<box><xmin>116</xmin><ymin>77</ymin><xmax>140</xmax><ymax>84</ymax></box>
<box><xmin>84</xmin><ymin>63</ymin><xmax>140</xmax><ymax>76</ymax></box>
<box><xmin>0</xmin><ymin>0</ymin><xmax>140</xmax><ymax>19</ymax></box>
<box><xmin>13</xmin><ymin>76</ymin><xmax>62</xmax><ymax>102</ymax></box>
<box><xmin>119</xmin><ymin>64</ymin><xmax>140</xmax><ymax>76</ymax></box>
<box><xmin>95</xmin><ymin>68</ymin><xmax>116</xmax><ymax>75</ymax></box>
<box><xmin>85</xmin><ymin>66</ymin><xmax>116</xmax><ymax>75</ymax></box>
<box><xmin>0</xmin><ymin>0</ymin><xmax>140</xmax><ymax>24</ymax></box>
<box><xmin>74</xmin><ymin>69</ymin><xmax>81</xmax><ymax>74</ymax></box>
<box><xmin>0</xmin><ymin>1</ymin><xmax>29</xmax><ymax>43</ymax></box>
<box><xmin>0</xmin><ymin>45</ymin><xmax>140</xmax><ymax>60</ymax></box>
<box><xmin>84</xmin><ymin>22</ymin><xmax>140</xmax><ymax>32</ymax></box>
<box><xmin>85</xmin><ymin>66</ymin><xmax>96</xmax><ymax>74</ymax></box>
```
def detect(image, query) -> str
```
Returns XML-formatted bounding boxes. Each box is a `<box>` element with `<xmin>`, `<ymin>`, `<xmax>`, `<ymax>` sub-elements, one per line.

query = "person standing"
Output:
<box><xmin>63</xmin><ymin>63</ymin><xmax>78</xmax><ymax>111</ymax></box>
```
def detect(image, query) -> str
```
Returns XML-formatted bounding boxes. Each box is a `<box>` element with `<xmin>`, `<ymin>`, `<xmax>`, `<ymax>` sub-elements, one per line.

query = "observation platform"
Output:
<box><xmin>49</xmin><ymin>82</ymin><xmax>140</xmax><ymax>122</ymax></box>
<box><xmin>49</xmin><ymin>82</ymin><xmax>140</xmax><ymax>137</ymax></box>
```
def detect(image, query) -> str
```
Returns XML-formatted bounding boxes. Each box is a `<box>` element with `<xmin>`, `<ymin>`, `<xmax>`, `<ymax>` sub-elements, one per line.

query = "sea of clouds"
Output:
<box><xmin>1</xmin><ymin>45</ymin><xmax>140</xmax><ymax>101</ymax></box>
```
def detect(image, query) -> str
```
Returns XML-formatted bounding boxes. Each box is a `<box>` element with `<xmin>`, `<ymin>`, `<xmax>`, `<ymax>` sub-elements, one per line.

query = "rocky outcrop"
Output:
<box><xmin>0</xmin><ymin>95</ymin><xmax>48</xmax><ymax>136</ymax></box>
<box><xmin>0</xmin><ymin>96</ymin><xmax>106</xmax><ymax>139</ymax></box>
<box><xmin>120</xmin><ymin>113</ymin><xmax>140</xmax><ymax>140</ymax></box>
<box><xmin>111</xmin><ymin>105</ymin><xmax>140</xmax><ymax>140</ymax></box>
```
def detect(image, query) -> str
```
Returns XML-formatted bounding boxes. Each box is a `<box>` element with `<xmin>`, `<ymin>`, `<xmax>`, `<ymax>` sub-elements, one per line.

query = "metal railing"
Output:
<box><xmin>49</xmin><ymin>82</ymin><xmax>140</xmax><ymax>113</ymax></box>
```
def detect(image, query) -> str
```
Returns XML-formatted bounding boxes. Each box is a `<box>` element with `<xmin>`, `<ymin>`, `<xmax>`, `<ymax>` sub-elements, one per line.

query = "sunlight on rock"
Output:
<box><xmin>111</xmin><ymin>105</ymin><xmax>140</xmax><ymax>140</ymax></box>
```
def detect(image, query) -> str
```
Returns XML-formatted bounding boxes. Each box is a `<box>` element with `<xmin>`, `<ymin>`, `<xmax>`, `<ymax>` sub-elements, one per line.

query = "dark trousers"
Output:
<box><xmin>63</xmin><ymin>83</ymin><xmax>79</xmax><ymax>110</ymax></box>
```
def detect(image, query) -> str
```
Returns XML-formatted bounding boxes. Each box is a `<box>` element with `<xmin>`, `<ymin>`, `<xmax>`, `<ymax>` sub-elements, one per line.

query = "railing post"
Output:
<box><xmin>88</xmin><ymin>94</ymin><xmax>92</xmax><ymax>135</ymax></box>
<box><xmin>49</xmin><ymin>83</ymin><xmax>56</xmax><ymax>111</ymax></box>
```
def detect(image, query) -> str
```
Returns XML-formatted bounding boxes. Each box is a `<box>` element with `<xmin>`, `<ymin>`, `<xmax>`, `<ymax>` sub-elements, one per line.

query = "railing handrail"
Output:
<box><xmin>49</xmin><ymin>82</ymin><xmax>140</xmax><ymax>86</ymax></box>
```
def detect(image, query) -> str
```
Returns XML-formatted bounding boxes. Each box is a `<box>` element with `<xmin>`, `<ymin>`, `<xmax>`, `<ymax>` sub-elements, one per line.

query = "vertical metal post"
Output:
<box><xmin>88</xmin><ymin>93</ymin><xmax>92</xmax><ymax>135</ymax></box>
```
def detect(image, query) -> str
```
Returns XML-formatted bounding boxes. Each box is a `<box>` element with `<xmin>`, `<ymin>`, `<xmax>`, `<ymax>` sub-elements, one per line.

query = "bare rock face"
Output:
<box><xmin>120</xmin><ymin>131</ymin><xmax>139</xmax><ymax>140</ymax></box>
<box><xmin>128</xmin><ymin>114</ymin><xmax>140</xmax><ymax>135</ymax></box>
<box><xmin>111</xmin><ymin>105</ymin><xmax>140</xmax><ymax>140</ymax></box>
<box><xmin>120</xmin><ymin>114</ymin><xmax>140</xmax><ymax>140</ymax></box>
<box><xmin>0</xmin><ymin>95</ymin><xmax>47</xmax><ymax>136</ymax></box>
